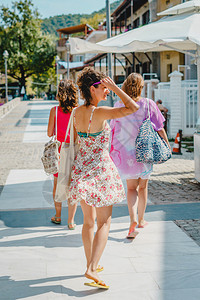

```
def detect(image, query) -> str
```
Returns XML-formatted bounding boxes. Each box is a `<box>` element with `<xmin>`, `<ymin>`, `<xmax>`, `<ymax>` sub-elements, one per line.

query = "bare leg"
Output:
<box><xmin>126</xmin><ymin>179</ymin><xmax>139</xmax><ymax>225</ymax></box>
<box><xmin>51</xmin><ymin>177</ymin><xmax>62</xmax><ymax>222</ymax></box>
<box><xmin>138</xmin><ymin>178</ymin><xmax>148</xmax><ymax>226</ymax></box>
<box><xmin>85</xmin><ymin>205</ymin><xmax>112</xmax><ymax>283</ymax></box>
<box><xmin>80</xmin><ymin>200</ymin><xmax>96</xmax><ymax>269</ymax></box>
<box><xmin>67</xmin><ymin>201</ymin><xmax>77</xmax><ymax>228</ymax></box>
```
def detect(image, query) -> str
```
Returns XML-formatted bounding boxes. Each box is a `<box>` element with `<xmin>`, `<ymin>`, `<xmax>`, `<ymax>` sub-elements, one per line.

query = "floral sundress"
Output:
<box><xmin>69</xmin><ymin>107</ymin><xmax>125</xmax><ymax>207</ymax></box>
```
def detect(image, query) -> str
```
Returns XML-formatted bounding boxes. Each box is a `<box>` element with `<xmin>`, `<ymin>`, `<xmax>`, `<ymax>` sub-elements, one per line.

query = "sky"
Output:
<box><xmin>0</xmin><ymin>0</ymin><xmax>117</xmax><ymax>18</ymax></box>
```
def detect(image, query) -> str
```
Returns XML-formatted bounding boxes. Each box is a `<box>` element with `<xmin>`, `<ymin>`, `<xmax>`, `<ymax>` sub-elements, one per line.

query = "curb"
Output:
<box><xmin>0</xmin><ymin>97</ymin><xmax>21</xmax><ymax>118</ymax></box>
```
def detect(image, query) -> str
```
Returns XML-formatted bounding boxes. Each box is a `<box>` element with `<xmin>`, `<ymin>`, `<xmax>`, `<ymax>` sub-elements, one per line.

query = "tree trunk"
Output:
<box><xmin>19</xmin><ymin>65</ymin><xmax>26</xmax><ymax>95</ymax></box>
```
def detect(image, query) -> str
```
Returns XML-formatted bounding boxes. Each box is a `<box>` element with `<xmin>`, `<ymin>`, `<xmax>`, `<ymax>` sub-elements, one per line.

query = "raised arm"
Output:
<box><xmin>98</xmin><ymin>77</ymin><xmax>139</xmax><ymax>120</ymax></box>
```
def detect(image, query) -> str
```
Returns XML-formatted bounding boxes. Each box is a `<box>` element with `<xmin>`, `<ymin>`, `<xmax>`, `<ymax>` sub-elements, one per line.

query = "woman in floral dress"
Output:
<box><xmin>69</xmin><ymin>67</ymin><xmax>139</xmax><ymax>289</ymax></box>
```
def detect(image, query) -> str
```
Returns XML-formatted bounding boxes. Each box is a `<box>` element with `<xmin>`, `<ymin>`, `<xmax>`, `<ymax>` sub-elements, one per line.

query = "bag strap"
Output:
<box><xmin>87</xmin><ymin>107</ymin><xmax>95</xmax><ymax>137</ymax></box>
<box><xmin>55</xmin><ymin>106</ymin><xmax>58</xmax><ymax>139</ymax></box>
<box><xmin>146</xmin><ymin>99</ymin><xmax>150</xmax><ymax>119</ymax></box>
<box><xmin>64</xmin><ymin>108</ymin><xmax>76</xmax><ymax>145</ymax></box>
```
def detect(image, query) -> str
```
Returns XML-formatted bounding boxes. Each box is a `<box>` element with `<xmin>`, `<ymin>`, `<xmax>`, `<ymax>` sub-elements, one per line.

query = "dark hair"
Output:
<box><xmin>157</xmin><ymin>99</ymin><xmax>162</xmax><ymax>104</ymax></box>
<box><xmin>57</xmin><ymin>80</ymin><xmax>78</xmax><ymax>113</ymax></box>
<box><xmin>76</xmin><ymin>67</ymin><xmax>106</xmax><ymax>106</ymax></box>
<box><xmin>122</xmin><ymin>73</ymin><xmax>144</xmax><ymax>100</ymax></box>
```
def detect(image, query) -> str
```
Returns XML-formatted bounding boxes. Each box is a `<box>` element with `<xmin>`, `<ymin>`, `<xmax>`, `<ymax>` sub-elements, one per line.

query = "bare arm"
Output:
<box><xmin>47</xmin><ymin>107</ymin><xmax>55</xmax><ymax>137</ymax></box>
<box><xmin>98</xmin><ymin>77</ymin><xmax>139</xmax><ymax>120</ymax></box>
<box><xmin>157</xmin><ymin>128</ymin><xmax>171</xmax><ymax>149</ymax></box>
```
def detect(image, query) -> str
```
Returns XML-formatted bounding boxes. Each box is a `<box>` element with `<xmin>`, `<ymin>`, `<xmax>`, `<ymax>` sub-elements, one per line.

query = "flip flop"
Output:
<box><xmin>96</xmin><ymin>265</ymin><xmax>104</xmax><ymax>273</ymax></box>
<box><xmin>127</xmin><ymin>230</ymin><xmax>139</xmax><ymax>239</ymax></box>
<box><xmin>127</xmin><ymin>222</ymin><xmax>138</xmax><ymax>239</ymax></box>
<box><xmin>68</xmin><ymin>223</ymin><xmax>76</xmax><ymax>230</ymax></box>
<box><xmin>51</xmin><ymin>216</ymin><xmax>61</xmax><ymax>224</ymax></box>
<box><xmin>84</xmin><ymin>281</ymin><xmax>109</xmax><ymax>289</ymax></box>
<box><xmin>138</xmin><ymin>221</ymin><xmax>148</xmax><ymax>228</ymax></box>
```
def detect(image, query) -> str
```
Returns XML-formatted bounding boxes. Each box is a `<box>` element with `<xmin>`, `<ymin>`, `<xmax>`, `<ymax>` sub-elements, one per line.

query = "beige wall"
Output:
<box><xmin>160</xmin><ymin>51</ymin><xmax>184</xmax><ymax>82</ymax></box>
<box><xmin>127</xmin><ymin>3</ymin><xmax>150</xmax><ymax>25</ymax></box>
<box><xmin>157</xmin><ymin>0</ymin><xmax>181</xmax><ymax>15</ymax></box>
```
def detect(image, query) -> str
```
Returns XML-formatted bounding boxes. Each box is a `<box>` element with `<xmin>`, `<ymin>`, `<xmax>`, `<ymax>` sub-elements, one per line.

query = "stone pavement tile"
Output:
<box><xmin>61</xmin><ymin>284</ymin><xmax>151</xmax><ymax>300</ymax></box>
<box><xmin>0</xmin><ymin>277</ymin><xmax>63</xmax><ymax>300</ymax></box>
<box><xmin>151</xmin><ymin>270</ymin><xmax>200</xmax><ymax>290</ymax></box>
<box><xmin>134</xmin><ymin>241</ymin><xmax>200</xmax><ymax>257</ymax></box>
<box><xmin>1</xmin><ymin>221</ymin><xmax>200</xmax><ymax>299</ymax></box>
<box><xmin>131</xmin><ymin>254</ymin><xmax>200</xmax><ymax>272</ymax></box>
<box><xmin>149</xmin><ymin>288</ymin><xmax>200</xmax><ymax>300</ymax></box>
<box><xmin>132</xmin><ymin>228</ymin><xmax>193</xmax><ymax>244</ymax></box>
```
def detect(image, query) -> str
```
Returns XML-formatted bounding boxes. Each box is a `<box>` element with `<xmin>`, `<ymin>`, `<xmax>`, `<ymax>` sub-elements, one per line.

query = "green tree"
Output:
<box><xmin>81</xmin><ymin>13</ymin><xmax>106</xmax><ymax>30</ymax></box>
<box><xmin>0</xmin><ymin>0</ymin><xmax>56</xmax><ymax>92</ymax></box>
<box><xmin>31</xmin><ymin>60</ymin><xmax>57</xmax><ymax>98</ymax></box>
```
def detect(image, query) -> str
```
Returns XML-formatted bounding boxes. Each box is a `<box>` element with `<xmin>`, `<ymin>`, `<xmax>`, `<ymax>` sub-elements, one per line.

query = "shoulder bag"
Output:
<box><xmin>135</xmin><ymin>99</ymin><xmax>171</xmax><ymax>164</ymax></box>
<box><xmin>41</xmin><ymin>107</ymin><xmax>61</xmax><ymax>175</ymax></box>
<box><xmin>55</xmin><ymin>108</ymin><xmax>79</xmax><ymax>202</ymax></box>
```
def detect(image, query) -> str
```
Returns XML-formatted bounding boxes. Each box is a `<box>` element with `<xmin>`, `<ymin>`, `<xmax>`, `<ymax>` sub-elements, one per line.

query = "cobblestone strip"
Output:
<box><xmin>148</xmin><ymin>153</ymin><xmax>200</xmax><ymax>204</ymax></box>
<box><xmin>175</xmin><ymin>219</ymin><xmax>200</xmax><ymax>246</ymax></box>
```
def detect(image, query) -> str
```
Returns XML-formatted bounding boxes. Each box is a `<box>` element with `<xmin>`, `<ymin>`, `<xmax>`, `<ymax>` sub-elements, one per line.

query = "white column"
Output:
<box><xmin>194</xmin><ymin>45</ymin><xmax>200</xmax><ymax>182</ymax></box>
<box><xmin>168</xmin><ymin>70</ymin><xmax>183</xmax><ymax>138</ymax></box>
<box><xmin>196</xmin><ymin>45</ymin><xmax>200</xmax><ymax>130</ymax></box>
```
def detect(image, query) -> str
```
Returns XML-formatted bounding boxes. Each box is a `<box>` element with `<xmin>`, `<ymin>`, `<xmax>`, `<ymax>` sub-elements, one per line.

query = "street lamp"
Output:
<box><xmin>65</xmin><ymin>39</ymin><xmax>70</xmax><ymax>79</ymax></box>
<box><xmin>106</xmin><ymin>0</ymin><xmax>113</xmax><ymax>107</ymax></box>
<box><xmin>3</xmin><ymin>50</ymin><xmax>9</xmax><ymax>103</ymax></box>
<box><xmin>55</xmin><ymin>55</ymin><xmax>60</xmax><ymax>93</ymax></box>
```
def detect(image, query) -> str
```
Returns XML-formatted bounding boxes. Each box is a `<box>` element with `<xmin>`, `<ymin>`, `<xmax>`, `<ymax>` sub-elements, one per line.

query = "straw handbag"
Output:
<box><xmin>55</xmin><ymin>108</ymin><xmax>79</xmax><ymax>202</ymax></box>
<box><xmin>41</xmin><ymin>107</ymin><xmax>61</xmax><ymax>175</ymax></box>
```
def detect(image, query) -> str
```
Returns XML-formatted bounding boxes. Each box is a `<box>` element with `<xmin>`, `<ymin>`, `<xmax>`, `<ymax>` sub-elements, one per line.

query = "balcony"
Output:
<box><xmin>57</xmin><ymin>38</ymin><xmax>67</xmax><ymax>52</ymax></box>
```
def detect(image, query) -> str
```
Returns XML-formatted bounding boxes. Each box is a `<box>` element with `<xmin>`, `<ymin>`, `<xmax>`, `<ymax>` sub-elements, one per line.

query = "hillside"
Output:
<box><xmin>41</xmin><ymin>0</ymin><xmax>123</xmax><ymax>35</ymax></box>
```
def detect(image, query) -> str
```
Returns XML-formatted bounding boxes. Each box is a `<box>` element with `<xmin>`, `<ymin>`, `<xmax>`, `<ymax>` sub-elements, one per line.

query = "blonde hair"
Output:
<box><xmin>122</xmin><ymin>73</ymin><xmax>144</xmax><ymax>100</ymax></box>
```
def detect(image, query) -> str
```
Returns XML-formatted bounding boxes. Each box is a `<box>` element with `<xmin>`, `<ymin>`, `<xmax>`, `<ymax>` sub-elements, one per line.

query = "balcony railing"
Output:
<box><xmin>57</xmin><ymin>38</ymin><xmax>67</xmax><ymax>48</ymax></box>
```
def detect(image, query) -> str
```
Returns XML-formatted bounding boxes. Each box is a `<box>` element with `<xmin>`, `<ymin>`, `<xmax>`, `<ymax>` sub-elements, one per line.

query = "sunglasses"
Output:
<box><xmin>92</xmin><ymin>81</ymin><xmax>101</xmax><ymax>86</ymax></box>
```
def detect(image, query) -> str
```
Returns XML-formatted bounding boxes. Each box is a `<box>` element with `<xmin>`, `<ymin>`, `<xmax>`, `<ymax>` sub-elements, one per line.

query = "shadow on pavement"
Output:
<box><xmin>0</xmin><ymin>275</ymin><xmax>105</xmax><ymax>299</ymax></box>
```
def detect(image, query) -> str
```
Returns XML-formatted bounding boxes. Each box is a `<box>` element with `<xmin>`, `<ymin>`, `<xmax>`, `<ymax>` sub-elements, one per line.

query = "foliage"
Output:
<box><xmin>81</xmin><ymin>13</ymin><xmax>106</xmax><ymax>30</ymax></box>
<box><xmin>41</xmin><ymin>13</ymin><xmax>89</xmax><ymax>36</ymax></box>
<box><xmin>31</xmin><ymin>60</ymin><xmax>57</xmax><ymax>97</ymax></box>
<box><xmin>41</xmin><ymin>0</ymin><xmax>123</xmax><ymax>35</ymax></box>
<box><xmin>0</xmin><ymin>0</ymin><xmax>56</xmax><ymax>91</ymax></box>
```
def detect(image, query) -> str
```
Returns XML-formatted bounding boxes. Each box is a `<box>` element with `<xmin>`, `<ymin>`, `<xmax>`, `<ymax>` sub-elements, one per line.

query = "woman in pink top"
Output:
<box><xmin>110</xmin><ymin>73</ymin><xmax>170</xmax><ymax>238</ymax></box>
<box><xmin>47</xmin><ymin>80</ymin><xmax>78</xmax><ymax>228</ymax></box>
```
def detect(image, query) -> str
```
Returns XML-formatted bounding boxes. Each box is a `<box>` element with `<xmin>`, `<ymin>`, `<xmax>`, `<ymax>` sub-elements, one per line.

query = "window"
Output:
<box><xmin>167</xmin><ymin>64</ymin><xmax>172</xmax><ymax>81</ymax></box>
<box><xmin>76</xmin><ymin>55</ymin><xmax>84</xmax><ymax>62</ymax></box>
<box><xmin>142</xmin><ymin>62</ymin><xmax>150</xmax><ymax>75</ymax></box>
<box><xmin>136</xmin><ymin>64</ymin><xmax>140</xmax><ymax>73</ymax></box>
<box><xmin>142</xmin><ymin>11</ymin><xmax>150</xmax><ymax>25</ymax></box>
<box><xmin>134</xmin><ymin>18</ymin><xmax>140</xmax><ymax>29</ymax></box>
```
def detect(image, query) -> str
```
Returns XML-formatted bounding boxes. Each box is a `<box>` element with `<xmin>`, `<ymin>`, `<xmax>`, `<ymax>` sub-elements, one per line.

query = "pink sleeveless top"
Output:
<box><xmin>54</xmin><ymin>106</ymin><xmax>71</xmax><ymax>143</ymax></box>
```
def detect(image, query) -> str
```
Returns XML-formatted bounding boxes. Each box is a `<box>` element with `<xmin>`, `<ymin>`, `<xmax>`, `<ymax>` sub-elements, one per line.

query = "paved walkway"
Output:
<box><xmin>0</xmin><ymin>100</ymin><xmax>200</xmax><ymax>299</ymax></box>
